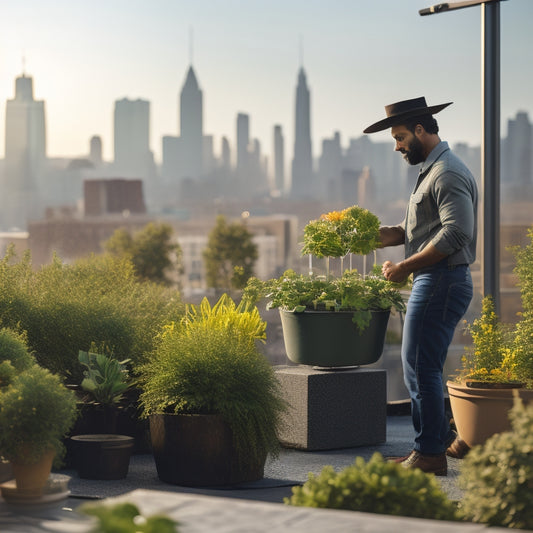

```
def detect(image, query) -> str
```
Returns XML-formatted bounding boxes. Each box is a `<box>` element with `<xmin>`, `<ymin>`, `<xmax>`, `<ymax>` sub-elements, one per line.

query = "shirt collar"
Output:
<box><xmin>419</xmin><ymin>141</ymin><xmax>449</xmax><ymax>176</ymax></box>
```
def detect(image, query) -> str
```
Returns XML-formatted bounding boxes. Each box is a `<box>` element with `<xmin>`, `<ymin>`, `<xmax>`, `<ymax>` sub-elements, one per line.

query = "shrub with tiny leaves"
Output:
<box><xmin>285</xmin><ymin>452</ymin><xmax>459</xmax><ymax>521</ymax></box>
<box><xmin>458</xmin><ymin>396</ymin><xmax>533</xmax><ymax>529</ymax></box>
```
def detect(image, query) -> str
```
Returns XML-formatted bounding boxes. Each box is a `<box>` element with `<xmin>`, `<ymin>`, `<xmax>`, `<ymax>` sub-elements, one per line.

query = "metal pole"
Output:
<box><xmin>481</xmin><ymin>1</ymin><xmax>501</xmax><ymax>313</ymax></box>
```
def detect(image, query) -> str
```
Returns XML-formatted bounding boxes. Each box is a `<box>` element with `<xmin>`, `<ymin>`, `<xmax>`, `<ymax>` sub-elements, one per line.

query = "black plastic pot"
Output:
<box><xmin>280</xmin><ymin>308</ymin><xmax>390</xmax><ymax>367</ymax></box>
<box><xmin>70</xmin><ymin>434</ymin><xmax>134</xmax><ymax>480</ymax></box>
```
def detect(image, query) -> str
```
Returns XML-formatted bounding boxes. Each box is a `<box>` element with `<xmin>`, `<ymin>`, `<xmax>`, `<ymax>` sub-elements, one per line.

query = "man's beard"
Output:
<box><xmin>402</xmin><ymin>136</ymin><xmax>425</xmax><ymax>165</ymax></box>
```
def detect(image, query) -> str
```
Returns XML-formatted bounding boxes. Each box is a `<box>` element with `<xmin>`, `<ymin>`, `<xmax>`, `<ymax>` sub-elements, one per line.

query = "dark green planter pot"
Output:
<box><xmin>70</xmin><ymin>434</ymin><xmax>134</xmax><ymax>480</ymax></box>
<box><xmin>149</xmin><ymin>413</ymin><xmax>265</xmax><ymax>487</ymax></box>
<box><xmin>280</xmin><ymin>308</ymin><xmax>390</xmax><ymax>367</ymax></box>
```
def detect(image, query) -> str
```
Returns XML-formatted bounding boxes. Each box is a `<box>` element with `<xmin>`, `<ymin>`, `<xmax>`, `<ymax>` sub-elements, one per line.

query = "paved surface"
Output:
<box><xmin>0</xmin><ymin>415</ymin><xmax>517</xmax><ymax>533</ymax></box>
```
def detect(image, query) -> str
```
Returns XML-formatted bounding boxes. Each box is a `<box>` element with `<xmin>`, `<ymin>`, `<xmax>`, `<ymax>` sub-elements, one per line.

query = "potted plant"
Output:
<box><xmin>0</xmin><ymin>327</ymin><xmax>38</xmax><ymax>483</ymax></box>
<box><xmin>285</xmin><ymin>452</ymin><xmax>458</xmax><ymax>521</ymax></box>
<box><xmin>139</xmin><ymin>294</ymin><xmax>286</xmax><ymax>486</ymax></box>
<box><xmin>243</xmin><ymin>205</ymin><xmax>406</xmax><ymax>367</ymax></box>
<box><xmin>458</xmin><ymin>396</ymin><xmax>533</xmax><ymax>529</ymax></box>
<box><xmin>448</xmin><ymin>297</ymin><xmax>533</xmax><ymax>450</ymax></box>
<box><xmin>69</xmin><ymin>349</ymin><xmax>136</xmax><ymax>480</ymax></box>
<box><xmin>0</xmin><ymin>364</ymin><xmax>77</xmax><ymax>494</ymax></box>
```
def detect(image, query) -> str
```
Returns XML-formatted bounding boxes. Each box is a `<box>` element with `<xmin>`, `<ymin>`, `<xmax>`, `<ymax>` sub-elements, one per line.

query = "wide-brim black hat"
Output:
<box><xmin>363</xmin><ymin>96</ymin><xmax>453</xmax><ymax>134</ymax></box>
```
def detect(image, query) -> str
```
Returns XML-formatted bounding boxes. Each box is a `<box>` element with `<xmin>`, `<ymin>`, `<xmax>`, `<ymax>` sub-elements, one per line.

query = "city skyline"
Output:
<box><xmin>1</xmin><ymin>0</ymin><xmax>532</xmax><ymax>165</ymax></box>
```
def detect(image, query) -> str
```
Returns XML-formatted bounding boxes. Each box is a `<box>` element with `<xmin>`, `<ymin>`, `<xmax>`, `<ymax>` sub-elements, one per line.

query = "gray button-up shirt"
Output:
<box><xmin>400</xmin><ymin>141</ymin><xmax>478</xmax><ymax>267</ymax></box>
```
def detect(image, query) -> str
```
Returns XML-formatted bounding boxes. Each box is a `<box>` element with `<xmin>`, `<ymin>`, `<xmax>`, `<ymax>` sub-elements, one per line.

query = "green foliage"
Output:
<box><xmin>104</xmin><ymin>222</ymin><xmax>183</xmax><ymax>286</ymax></box>
<box><xmin>80</xmin><ymin>502</ymin><xmax>178</xmax><ymax>533</ymax></box>
<box><xmin>458</xmin><ymin>397</ymin><xmax>533</xmax><ymax>529</ymax></box>
<box><xmin>0</xmin><ymin>327</ymin><xmax>35</xmax><ymax>388</ymax></box>
<box><xmin>139</xmin><ymin>294</ymin><xmax>285</xmax><ymax>467</ymax></box>
<box><xmin>509</xmin><ymin>227</ymin><xmax>533</xmax><ymax>387</ymax></box>
<box><xmin>458</xmin><ymin>295</ymin><xmax>517</xmax><ymax>384</ymax></box>
<box><xmin>79</xmin><ymin>350</ymin><xmax>132</xmax><ymax>406</ymax></box>
<box><xmin>243</xmin><ymin>269</ymin><xmax>406</xmax><ymax>331</ymax></box>
<box><xmin>0</xmin><ymin>249</ymin><xmax>184</xmax><ymax>383</ymax></box>
<box><xmin>301</xmin><ymin>206</ymin><xmax>381</xmax><ymax>258</ymax></box>
<box><xmin>203</xmin><ymin>215</ymin><xmax>258</xmax><ymax>291</ymax></box>
<box><xmin>0</xmin><ymin>364</ymin><xmax>77</xmax><ymax>464</ymax></box>
<box><xmin>286</xmin><ymin>452</ymin><xmax>458</xmax><ymax>521</ymax></box>
<box><xmin>0</xmin><ymin>327</ymin><xmax>35</xmax><ymax>374</ymax></box>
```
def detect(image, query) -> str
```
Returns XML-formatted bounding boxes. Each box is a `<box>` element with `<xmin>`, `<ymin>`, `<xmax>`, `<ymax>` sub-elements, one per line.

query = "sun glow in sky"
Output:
<box><xmin>0</xmin><ymin>0</ymin><xmax>531</xmax><ymax>164</ymax></box>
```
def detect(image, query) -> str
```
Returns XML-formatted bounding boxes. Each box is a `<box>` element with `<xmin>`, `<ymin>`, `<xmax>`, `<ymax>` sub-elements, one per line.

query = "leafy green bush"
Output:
<box><xmin>139</xmin><ymin>294</ymin><xmax>285</xmax><ymax>467</ymax></box>
<box><xmin>286</xmin><ymin>452</ymin><xmax>458</xmax><ymax>521</ymax></box>
<box><xmin>0</xmin><ymin>248</ymin><xmax>184</xmax><ymax>382</ymax></box>
<box><xmin>80</xmin><ymin>501</ymin><xmax>178</xmax><ymax>533</ymax></box>
<box><xmin>0</xmin><ymin>328</ymin><xmax>36</xmax><ymax>387</ymax></box>
<box><xmin>458</xmin><ymin>396</ymin><xmax>533</xmax><ymax>529</ymax></box>
<box><xmin>0</xmin><ymin>364</ymin><xmax>77</xmax><ymax>464</ymax></box>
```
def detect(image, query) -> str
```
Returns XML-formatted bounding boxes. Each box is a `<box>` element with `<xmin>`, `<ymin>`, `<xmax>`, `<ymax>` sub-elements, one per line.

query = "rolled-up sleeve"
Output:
<box><xmin>430</xmin><ymin>172</ymin><xmax>475</xmax><ymax>255</ymax></box>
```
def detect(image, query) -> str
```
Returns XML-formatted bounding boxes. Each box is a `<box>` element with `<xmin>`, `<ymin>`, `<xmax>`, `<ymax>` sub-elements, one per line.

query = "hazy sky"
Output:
<box><xmin>0</xmin><ymin>0</ymin><xmax>531</xmax><ymax>164</ymax></box>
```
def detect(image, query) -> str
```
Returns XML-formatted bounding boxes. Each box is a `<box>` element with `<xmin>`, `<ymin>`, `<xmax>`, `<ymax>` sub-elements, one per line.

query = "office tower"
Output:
<box><xmin>236</xmin><ymin>112</ymin><xmax>250</xmax><ymax>176</ymax></box>
<box><xmin>503</xmin><ymin>111</ymin><xmax>531</xmax><ymax>186</ymax></box>
<box><xmin>221</xmin><ymin>136</ymin><xmax>231</xmax><ymax>175</ymax></box>
<box><xmin>291</xmin><ymin>67</ymin><xmax>313</xmax><ymax>198</ymax></box>
<box><xmin>179</xmin><ymin>66</ymin><xmax>203</xmax><ymax>179</ymax></box>
<box><xmin>3</xmin><ymin>72</ymin><xmax>46</xmax><ymax>229</ymax></box>
<box><xmin>89</xmin><ymin>135</ymin><xmax>103</xmax><ymax>167</ymax></box>
<box><xmin>113</xmin><ymin>98</ymin><xmax>152</xmax><ymax>178</ymax></box>
<box><xmin>318</xmin><ymin>131</ymin><xmax>343</xmax><ymax>201</ymax></box>
<box><xmin>273</xmin><ymin>125</ymin><xmax>285</xmax><ymax>194</ymax></box>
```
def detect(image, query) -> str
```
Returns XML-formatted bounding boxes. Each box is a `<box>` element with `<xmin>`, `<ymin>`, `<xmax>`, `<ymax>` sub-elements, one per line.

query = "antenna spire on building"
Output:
<box><xmin>189</xmin><ymin>25</ymin><xmax>194</xmax><ymax>65</ymax></box>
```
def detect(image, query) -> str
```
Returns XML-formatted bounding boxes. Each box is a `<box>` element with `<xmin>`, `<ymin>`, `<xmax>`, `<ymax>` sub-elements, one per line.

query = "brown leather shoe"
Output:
<box><xmin>446</xmin><ymin>436</ymin><xmax>470</xmax><ymax>459</ymax></box>
<box><xmin>400</xmin><ymin>450</ymin><xmax>447</xmax><ymax>476</ymax></box>
<box><xmin>388</xmin><ymin>453</ymin><xmax>413</xmax><ymax>463</ymax></box>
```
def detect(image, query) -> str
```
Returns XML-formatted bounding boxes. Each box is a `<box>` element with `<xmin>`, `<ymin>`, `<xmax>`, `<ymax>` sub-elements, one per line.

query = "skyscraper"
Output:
<box><xmin>113</xmin><ymin>98</ymin><xmax>152</xmax><ymax>179</ymax></box>
<box><xmin>236</xmin><ymin>112</ymin><xmax>250</xmax><ymax>176</ymax></box>
<box><xmin>291</xmin><ymin>67</ymin><xmax>313</xmax><ymax>198</ymax></box>
<box><xmin>273</xmin><ymin>125</ymin><xmax>285</xmax><ymax>195</ymax></box>
<box><xmin>3</xmin><ymin>72</ymin><xmax>46</xmax><ymax>229</ymax></box>
<box><xmin>179</xmin><ymin>66</ymin><xmax>203</xmax><ymax>179</ymax></box>
<box><xmin>503</xmin><ymin>111</ymin><xmax>532</xmax><ymax>186</ymax></box>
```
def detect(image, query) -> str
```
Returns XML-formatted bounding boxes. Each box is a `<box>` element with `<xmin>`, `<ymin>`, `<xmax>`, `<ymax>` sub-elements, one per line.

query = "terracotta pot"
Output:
<box><xmin>280</xmin><ymin>308</ymin><xmax>390</xmax><ymax>367</ymax></box>
<box><xmin>447</xmin><ymin>380</ymin><xmax>533</xmax><ymax>448</ymax></box>
<box><xmin>10</xmin><ymin>448</ymin><xmax>55</xmax><ymax>495</ymax></box>
<box><xmin>149</xmin><ymin>413</ymin><xmax>265</xmax><ymax>486</ymax></box>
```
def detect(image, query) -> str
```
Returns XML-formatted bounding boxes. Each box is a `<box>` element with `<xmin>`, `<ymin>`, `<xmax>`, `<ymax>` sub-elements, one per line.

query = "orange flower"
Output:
<box><xmin>321</xmin><ymin>210</ymin><xmax>344</xmax><ymax>222</ymax></box>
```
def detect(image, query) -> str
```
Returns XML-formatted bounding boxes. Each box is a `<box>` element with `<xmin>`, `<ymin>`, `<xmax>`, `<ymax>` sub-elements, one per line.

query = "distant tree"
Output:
<box><xmin>104</xmin><ymin>222</ymin><xmax>182</xmax><ymax>286</ymax></box>
<box><xmin>203</xmin><ymin>215</ymin><xmax>258</xmax><ymax>291</ymax></box>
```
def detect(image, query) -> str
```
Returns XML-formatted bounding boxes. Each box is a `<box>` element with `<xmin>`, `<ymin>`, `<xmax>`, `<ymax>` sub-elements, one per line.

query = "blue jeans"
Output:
<box><xmin>401</xmin><ymin>260</ymin><xmax>473</xmax><ymax>454</ymax></box>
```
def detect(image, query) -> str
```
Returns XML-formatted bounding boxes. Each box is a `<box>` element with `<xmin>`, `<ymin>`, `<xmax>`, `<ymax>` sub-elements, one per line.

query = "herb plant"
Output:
<box><xmin>244</xmin><ymin>268</ymin><xmax>405</xmax><ymax>331</ymax></box>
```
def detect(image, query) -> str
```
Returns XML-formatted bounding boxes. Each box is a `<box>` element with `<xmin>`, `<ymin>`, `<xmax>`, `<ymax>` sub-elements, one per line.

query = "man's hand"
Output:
<box><xmin>382</xmin><ymin>260</ymin><xmax>408</xmax><ymax>283</ymax></box>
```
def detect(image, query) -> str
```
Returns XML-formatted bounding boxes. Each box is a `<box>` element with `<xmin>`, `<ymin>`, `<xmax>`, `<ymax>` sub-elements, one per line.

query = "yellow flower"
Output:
<box><xmin>321</xmin><ymin>210</ymin><xmax>344</xmax><ymax>222</ymax></box>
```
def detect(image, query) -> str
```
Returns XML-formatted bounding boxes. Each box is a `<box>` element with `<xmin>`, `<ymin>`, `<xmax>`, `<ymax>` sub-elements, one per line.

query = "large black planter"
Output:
<box><xmin>280</xmin><ymin>308</ymin><xmax>390</xmax><ymax>367</ymax></box>
<box><xmin>149</xmin><ymin>413</ymin><xmax>265</xmax><ymax>487</ymax></box>
<box><xmin>70</xmin><ymin>434</ymin><xmax>134</xmax><ymax>480</ymax></box>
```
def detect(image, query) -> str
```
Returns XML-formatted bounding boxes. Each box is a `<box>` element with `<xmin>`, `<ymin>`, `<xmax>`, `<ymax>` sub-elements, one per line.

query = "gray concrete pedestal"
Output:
<box><xmin>275</xmin><ymin>365</ymin><xmax>387</xmax><ymax>450</ymax></box>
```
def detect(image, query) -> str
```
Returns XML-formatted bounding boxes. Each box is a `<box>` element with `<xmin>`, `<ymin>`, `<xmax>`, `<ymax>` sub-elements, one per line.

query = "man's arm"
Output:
<box><xmin>379</xmin><ymin>226</ymin><xmax>405</xmax><ymax>247</ymax></box>
<box><xmin>382</xmin><ymin>243</ymin><xmax>447</xmax><ymax>283</ymax></box>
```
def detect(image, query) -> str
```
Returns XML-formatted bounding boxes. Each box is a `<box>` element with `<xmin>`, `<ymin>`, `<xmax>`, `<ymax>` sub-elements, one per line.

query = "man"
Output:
<box><xmin>364</xmin><ymin>97</ymin><xmax>478</xmax><ymax>476</ymax></box>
